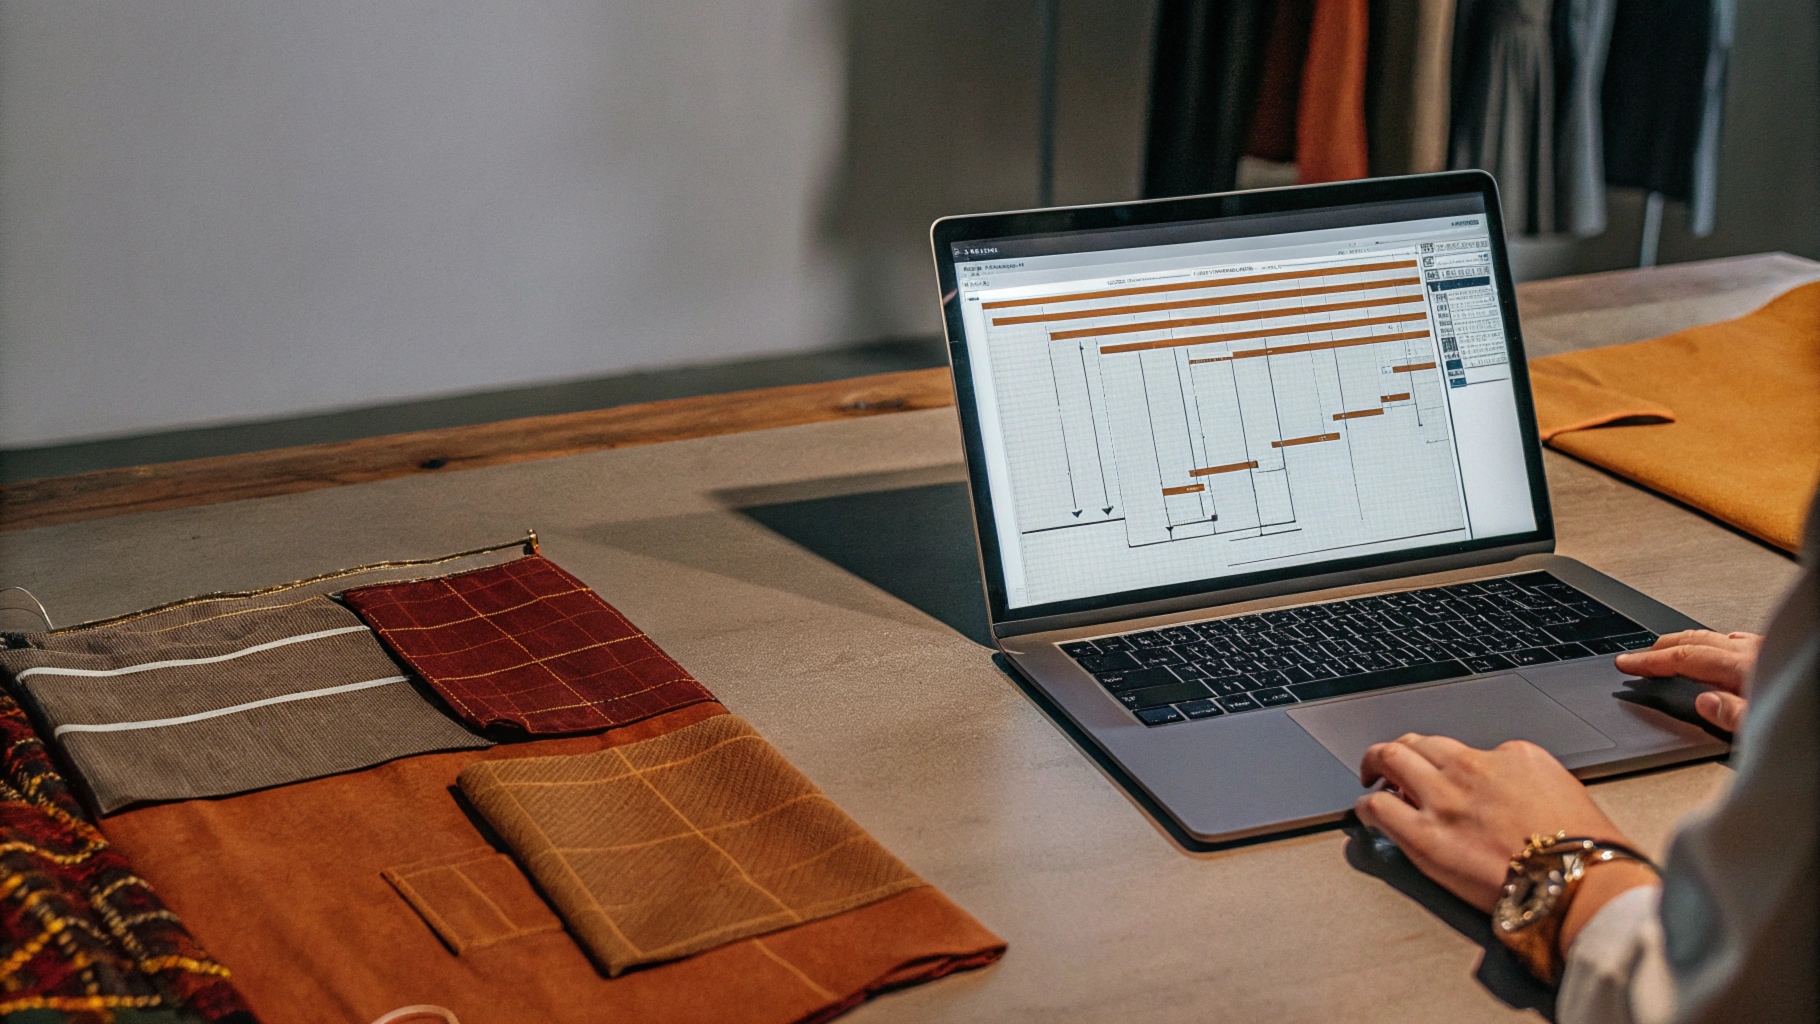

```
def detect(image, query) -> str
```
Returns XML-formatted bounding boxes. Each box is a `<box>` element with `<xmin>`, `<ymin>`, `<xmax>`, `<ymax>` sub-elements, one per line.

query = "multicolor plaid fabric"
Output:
<box><xmin>342</xmin><ymin>556</ymin><xmax>715</xmax><ymax>735</ymax></box>
<box><xmin>0</xmin><ymin>692</ymin><xmax>253</xmax><ymax>1022</ymax></box>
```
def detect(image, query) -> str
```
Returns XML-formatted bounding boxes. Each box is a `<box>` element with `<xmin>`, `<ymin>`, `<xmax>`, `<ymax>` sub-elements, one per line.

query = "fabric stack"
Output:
<box><xmin>1143</xmin><ymin>0</ymin><xmax>1734</xmax><ymax>239</ymax></box>
<box><xmin>0</xmin><ymin>544</ymin><xmax>1004</xmax><ymax>1024</ymax></box>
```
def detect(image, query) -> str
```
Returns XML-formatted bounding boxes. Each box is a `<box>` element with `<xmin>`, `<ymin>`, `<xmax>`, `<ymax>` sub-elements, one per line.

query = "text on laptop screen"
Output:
<box><xmin>951</xmin><ymin>197</ymin><xmax>1538</xmax><ymax>610</ymax></box>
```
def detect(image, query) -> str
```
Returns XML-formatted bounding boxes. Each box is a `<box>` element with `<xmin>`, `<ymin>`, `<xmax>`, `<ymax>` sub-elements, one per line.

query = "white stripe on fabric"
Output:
<box><xmin>15</xmin><ymin>625</ymin><xmax>372</xmax><ymax>680</ymax></box>
<box><xmin>53</xmin><ymin>676</ymin><xmax>408</xmax><ymax>737</ymax></box>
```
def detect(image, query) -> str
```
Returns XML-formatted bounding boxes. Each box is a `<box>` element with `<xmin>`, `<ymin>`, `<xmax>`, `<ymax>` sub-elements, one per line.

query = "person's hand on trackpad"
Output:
<box><xmin>1614</xmin><ymin>629</ymin><xmax>1761</xmax><ymax>732</ymax></box>
<box><xmin>1353</xmin><ymin>631</ymin><xmax>1762</xmax><ymax>957</ymax></box>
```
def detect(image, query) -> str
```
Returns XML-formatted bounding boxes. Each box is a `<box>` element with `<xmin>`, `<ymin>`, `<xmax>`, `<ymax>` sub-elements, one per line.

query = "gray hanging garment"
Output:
<box><xmin>1553</xmin><ymin>0</ymin><xmax>1616</xmax><ymax>236</ymax></box>
<box><xmin>1449</xmin><ymin>0</ymin><xmax>1558</xmax><ymax>235</ymax></box>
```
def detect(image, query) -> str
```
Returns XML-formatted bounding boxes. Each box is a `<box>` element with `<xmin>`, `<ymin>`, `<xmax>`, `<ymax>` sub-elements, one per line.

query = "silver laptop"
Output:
<box><xmin>930</xmin><ymin>171</ymin><xmax>1726</xmax><ymax>845</ymax></box>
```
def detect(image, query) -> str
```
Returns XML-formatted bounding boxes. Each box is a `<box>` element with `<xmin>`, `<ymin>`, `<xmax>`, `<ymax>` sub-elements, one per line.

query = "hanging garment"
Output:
<box><xmin>1409</xmin><ymin>0</ymin><xmax>1458</xmax><ymax>172</ymax></box>
<box><xmin>98</xmin><ymin>703</ymin><xmax>1007</xmax><ymax>1024</ymax></box>
<box><xmin>1244</xmin><ymin>0</ymin><xmax>1315</xmax><ymax>163</ymax></box>
<box><xmin>459</xmin><ymin>713</ymin><xmax>927</xmax><ymax>977</ymax></box>
<box><xmin>1296</xmin><ymin>0</ymin><xmax>1372</xmax><ymax>182</ymax></box>
<box><xmin>0</xmin><ymin>691</ymin><xmax>252</xmax><ymax>1020</ymax></box>
<box><xmin>1528</xmin><ymin>280</ymin><xmax>1820</xmax><ymax>553</ymax></box>
<box><xmin>0</xmin><ymin>592</ymin><xmax>490</xmax><ymax>815</ymax></box>
<box><xmin>1449</xmin><ymin>0</ymin><xmax>1557</xmax><ymax>234</ymax></box>
<box><xmin>1601</xmin><ymin>0</ymin><xmax>1732</xmax><ymax>236</ymax></box>
<box><xmin>1553</xmin><ymin>0</ymin><xmax>1617</xmax><ymax>236</ymax></box>
<box><xmin>1144</xmin><ymin>0</ymin><xmax>1276</xmax><ymax>196</ymax></box>
<box><xmin>342</xmin><ymin>555</ymin><xmax>715</xmax><ymax>736</ymax></box>
<box><xmin>1367</xmin><ymin>0</ymin><xmax>1457</xmax><ymax>176</ymax></box>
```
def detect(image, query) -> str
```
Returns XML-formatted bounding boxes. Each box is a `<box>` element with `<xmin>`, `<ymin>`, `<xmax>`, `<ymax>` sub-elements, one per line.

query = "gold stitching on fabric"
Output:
<box><xmin>750</xmin><ymin>938</ymin><xmax>838</xmax><ymax>1001</ymax></box>
<box><xmin>43</xmin><ymin>534</ymin><xmax>535</xmax><ymax>634</ymax></box>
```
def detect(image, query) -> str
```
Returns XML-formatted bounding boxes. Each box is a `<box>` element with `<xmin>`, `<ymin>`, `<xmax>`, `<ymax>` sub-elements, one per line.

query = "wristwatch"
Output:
<box><xmin>1492</xmin><ymin>831</ymin><xmax>1658</xmax><ymax>985</ymax></box>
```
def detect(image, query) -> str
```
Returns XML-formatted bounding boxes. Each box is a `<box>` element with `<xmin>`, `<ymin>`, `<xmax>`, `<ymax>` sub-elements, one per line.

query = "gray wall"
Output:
<box><xmin>0</xmin><ymin>0</ymin><xmax>1813</xmax><ymax>448</ymax></box>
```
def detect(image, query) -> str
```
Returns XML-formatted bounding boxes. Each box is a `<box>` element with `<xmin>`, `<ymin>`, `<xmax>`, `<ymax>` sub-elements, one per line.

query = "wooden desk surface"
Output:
<box><xmin>0</xmin><ymin>254</ymin><xmax>1811</xmax><ymax>1023</ymax></box>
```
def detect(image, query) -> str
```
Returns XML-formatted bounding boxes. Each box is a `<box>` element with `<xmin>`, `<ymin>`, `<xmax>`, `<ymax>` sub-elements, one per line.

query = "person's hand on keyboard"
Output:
<box><xmin>1352</xmin><ymin>734</ymin><xmax>1659</xmax><ymax>955</ymax></box>
<box><xmin>1614</xmin><ymin>629</ymin><xmax>1761</xmax><ymax>732</ymax></box>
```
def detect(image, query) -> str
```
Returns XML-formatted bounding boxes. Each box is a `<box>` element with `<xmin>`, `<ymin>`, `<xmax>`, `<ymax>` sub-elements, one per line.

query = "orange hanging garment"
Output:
<box><xmin>1295</xmin><ymin>0</ymin><xmax>1370</xmax><ymax>182</ymax></box>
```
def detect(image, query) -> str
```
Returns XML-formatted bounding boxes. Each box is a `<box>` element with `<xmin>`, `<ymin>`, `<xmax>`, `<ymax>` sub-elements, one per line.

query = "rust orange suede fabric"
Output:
<box><xmin>1529</xmin><ymin>281</ymin><xmax>1820</xmax><ymax>552</ymax></box>
<box><xmin>98</xmin><ymin>704</ymin><xmax>1006</xmax><ymax>1024</ymax></box>
<box><xmin>342</xmin><ymin>556</ymin><xmax>714</xmax><ymax>735</ymax></box>
<box><xmin>1295</xmin><ymin>0</ymin><xmax>1371</xmax><ymax>182</ymax></box>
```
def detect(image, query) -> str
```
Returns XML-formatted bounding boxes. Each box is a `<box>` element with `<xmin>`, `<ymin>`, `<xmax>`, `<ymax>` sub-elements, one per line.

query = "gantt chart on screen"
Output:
<box><xmin>954</xmin><ymin>212</ymin><xmax>1536</xmax><ymax>609</ymax></box>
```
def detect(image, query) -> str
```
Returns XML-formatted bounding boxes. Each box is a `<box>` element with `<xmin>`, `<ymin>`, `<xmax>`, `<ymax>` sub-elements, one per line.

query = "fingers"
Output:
<box><xmin>1359</xmin><ymin>739</ymin><xmax>1445</xmax><ymax>798</ymax></box>
<box><xmin>1695</xmin><ymin>690</ymin><xmax>1747</xmax><ymax>732</ymax></box>
<box><xmin>1396</xmin><ymin>732</ymin><xmax>1473</xmax><ymax>769</ymax></box>
<box><xmin>1614</xmin><ymin>642</ymin><xmax>1751</xmax><ymax>692</ymax></box>
<box><xmin>1355</xmin><ymin>788</ymin><xmax>1424</xmax><ymax>839</ymax></box>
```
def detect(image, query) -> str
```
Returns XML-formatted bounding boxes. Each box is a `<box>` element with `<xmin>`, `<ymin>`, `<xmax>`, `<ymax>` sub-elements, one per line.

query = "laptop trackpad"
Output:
<box><xmin>1287</xmin><ymin>674</ymin><xmax>1617</xmax><ymax>774</ymax></box>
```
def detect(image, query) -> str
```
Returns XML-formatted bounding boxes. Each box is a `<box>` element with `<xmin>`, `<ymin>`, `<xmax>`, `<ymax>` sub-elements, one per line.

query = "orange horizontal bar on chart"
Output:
<box><xmin>1380</xmin><ymin>392</ymin><xmax>1412</xmax><ymax>402</ymax></box>
<box><xmin>1048</xmin><ymin>293</ymin><xmax>1425</xmax><ymax>342</ymax></box>
<box><xmin>1332</xmin><ymin>408</ymin><xmax>1385</xmax><ymax>421</ymax></box>
<box><xmin>1189</xmin><ymin>460</ymin><xmax>1259</xmax><ymax>477</ymax></box>
<box><xmin>1185</xmin><ymin>328</ymin><xmax>1433</xmax><ymax>365</ymax></box>
<box><xmin>1100</xmin><ymin>311</ymin><xmax>1428</xmax><ymax>356</ymax></box>
<box><xmin>1161</xmin><ymin>484</ymin><xmax>1206</xmax><ymax>496</ymax></box>
<box><xmin>990</xmin><ymin>276</ymin><xmax>1422</xmax><ymax>326</ymax></box>
<box><xmin>1390</xmin><ymin>361</ymin><xmax>1437</xmax><ymax>373</ymax></box>
<box><xmin>980</xmin><ymin>259</ymin><xmax>1421</xmax><ymax>310</ymax></box>
<box><xmin>1271</xmin><ymin>432</ymin><xmax>1341</xmax><ymax>449</ymax></box>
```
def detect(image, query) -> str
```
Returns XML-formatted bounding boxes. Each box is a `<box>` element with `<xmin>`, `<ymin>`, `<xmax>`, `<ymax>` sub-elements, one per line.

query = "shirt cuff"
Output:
<box><xmin>1558</xmin><ymin>884</ymin><xmax>1675</xmax><ymax>1024</ymax></box>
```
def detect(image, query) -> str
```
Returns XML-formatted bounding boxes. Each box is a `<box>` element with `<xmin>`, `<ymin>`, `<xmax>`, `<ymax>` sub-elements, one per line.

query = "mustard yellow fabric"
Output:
<box><xmin>1528</xmin><ymin>280</ymin><xmax>1820</xmax><ymax>552</ymax></box>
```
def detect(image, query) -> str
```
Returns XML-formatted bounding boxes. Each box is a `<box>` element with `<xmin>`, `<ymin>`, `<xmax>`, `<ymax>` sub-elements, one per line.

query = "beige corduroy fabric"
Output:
<box><xmin>0</xmin><ymin>591</ymin><xmax>491</xmax><ymax>814</ymax></box>
<box><xmin>458</xmin><ymin>713</ymin><xmax>925</xmax><ymax>976</ymax></box>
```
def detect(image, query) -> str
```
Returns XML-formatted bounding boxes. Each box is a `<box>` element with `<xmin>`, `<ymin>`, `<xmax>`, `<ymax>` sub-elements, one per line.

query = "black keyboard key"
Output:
<box><xmin>1118</xmin><ymin>680</ymin><xmax>1214</xmax><ymax>710</ymax></box>
<box><xmin>1464</xmin><ymin>654</ymin><xmax>1515</xmax><ymax>674</ymax></box>
<box><xmin>1095</xmin><ymin>635</ymin><xmax>1136</xmax><ymax>653</ymax></box>
<box><xmin>1076</xmin><ymin>650</ymin><xmax>1139</xmax><ymax>674</ymax></box>
<box><xmin>1248</xmin><ymin>669</ymin><xmax>1292</xmax><ymax>689</ymax></box>
<box><xmin>1178</xmin><ymin>699</ymin><xmax>1223</xmax><ymax>720</ymax></box>
<box><xmin>1134</xmin><ymin>647</ymin><xmax>1185</xmax><ymax>667</ymax></box>
<box><xmin>1288</xmin><ymin>659</ymin><xmax>1472</xmax><ymax>702</ymax></box>
<box><xmin>1135</xmin><ymin>706</ymin><xmax>1184</xmax><ymax>726</ymax></box>
<box><xmin>1506</xmin><ymin>646</ymin><xmax>1559</xmax><ymax>666</ymax></box>
<box><xmin>1203</xmin><ymin>675</ymin><xmax>1251</xmax><ymax>697</ymax></box>
<box><xmin>1582</xmin><ymin>637</ymin><xmax>1629</xmax><ymax>655</ymax></box>
<box><xmin>1217</xmin><ymin>693</ymin><xmax>1262</xmax><ymax>713</ymax></box>
<box><xmin>1159</xmin><ymin>626</ymin><xmax>1201</xmax><ymax>645</ymax></box>
<box><xmin>1099</xmin><ymin>666</ymin><xmax>1181</xmax><ymax>692</ymax></box>
<box><xmin>1279</xmin><ymin>664</ymin><xmax>1315</xmax><ymax>685</ymax></box>
<box><xmin>1060</xmin><ymin>640</ymin><xmax>1100</xmax><ymax>658</ymax></box>
<box><xmin>1546</xmin><ymin>614</ymin><xmax>1644</xmax><ymax>644</ymax></box>
<box><xmin>1547</xmin><ymin>641</ymin><xmax>1593</xmax><ymax>660</ymax></box>
<box><xmin>1614</xmin><ymin>632</ymin><xmax>1658</xmax><ymax>651</ymax></box>
<box><xmin>1253</xmin><ymin>687</ymin><xmax>1298</xmax><ymax>707</ymax></box>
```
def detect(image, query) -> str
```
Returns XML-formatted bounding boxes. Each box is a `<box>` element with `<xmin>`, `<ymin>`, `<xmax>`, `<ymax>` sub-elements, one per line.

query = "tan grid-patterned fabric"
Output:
<box><xmin>457</xmin><ymin>713</ymin><xmax>925</xmax><ymax>976</ymax></box>
<box><xmin>343</xmin><ymin>555</ymin><xmax>715</xmax><ymax>735</ymax></box>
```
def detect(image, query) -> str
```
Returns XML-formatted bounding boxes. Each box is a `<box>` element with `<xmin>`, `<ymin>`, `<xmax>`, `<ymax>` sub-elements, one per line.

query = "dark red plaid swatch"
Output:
<box><xmin>341</xmin><ymin>556</ymin><xmax>715</xmax><ymax>735</ymax></box>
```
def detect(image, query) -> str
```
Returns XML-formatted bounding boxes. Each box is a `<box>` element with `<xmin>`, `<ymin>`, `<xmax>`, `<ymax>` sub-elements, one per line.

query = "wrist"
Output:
<box><xmin>1558</xmin><ymin>859</ymin><xmax>1661</xmax><ymax>955</ymax></box>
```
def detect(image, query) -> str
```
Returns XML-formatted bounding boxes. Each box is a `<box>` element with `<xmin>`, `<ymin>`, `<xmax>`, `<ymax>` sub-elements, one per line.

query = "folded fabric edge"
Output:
<box><xmin>794</xmin><ymin>940</ymin><xmax>1008</xmax><ymax>1024</ymax></box>
<box><xmin>1528</xmin><ymin>363</ymin><xmax>1677</xmax><ymax>442</ymax></box>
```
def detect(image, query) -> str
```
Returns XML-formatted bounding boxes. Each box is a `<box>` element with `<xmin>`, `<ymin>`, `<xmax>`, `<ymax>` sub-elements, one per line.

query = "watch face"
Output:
<box><xmin>1496</xmin><ymin>861</ymin><xmax>1568</xmax><ymax>932</ymax></box>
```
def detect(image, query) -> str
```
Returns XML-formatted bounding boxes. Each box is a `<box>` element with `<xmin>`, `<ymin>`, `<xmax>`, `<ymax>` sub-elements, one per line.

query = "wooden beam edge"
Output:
<box><xmin>0</xmin><ymin>368</ymin><xmax>957</xmax><ymax>533</ymax></box>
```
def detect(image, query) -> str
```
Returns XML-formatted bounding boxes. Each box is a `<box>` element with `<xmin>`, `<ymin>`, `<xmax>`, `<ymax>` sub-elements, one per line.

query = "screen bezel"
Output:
<box><xmin>931</xmin><ymin>171</ymin><xmax>1555</xmax><ymax>629</ymax></box>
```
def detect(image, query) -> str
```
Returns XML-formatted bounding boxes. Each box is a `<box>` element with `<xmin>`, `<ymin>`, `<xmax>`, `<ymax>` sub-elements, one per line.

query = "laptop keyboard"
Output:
<box><xmin>1059</xmin><ymin>572</ymin><xmax>1658</xmax><ymax>726</ymax></box>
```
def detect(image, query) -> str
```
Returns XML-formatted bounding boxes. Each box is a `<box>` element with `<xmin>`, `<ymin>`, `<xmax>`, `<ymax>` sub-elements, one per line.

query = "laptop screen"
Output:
<box><xmin>944</xmin><ymin>190</ymin><xmax>1540</xmax><ymax>613</ymax></box>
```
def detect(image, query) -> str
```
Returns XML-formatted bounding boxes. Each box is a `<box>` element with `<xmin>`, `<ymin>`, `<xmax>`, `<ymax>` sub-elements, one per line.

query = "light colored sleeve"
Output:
<box><xmin>1557</xmin><ymin>884</ymin><xmax>1676</xmax><ymax>1024</ymax></box>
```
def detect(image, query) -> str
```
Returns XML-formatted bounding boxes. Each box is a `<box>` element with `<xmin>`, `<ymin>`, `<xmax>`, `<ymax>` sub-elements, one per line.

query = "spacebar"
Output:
<box><xmin>1288</xmin><ymin>660</ymin><xmax>1473</xmax><ymax>703</ymax></box>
